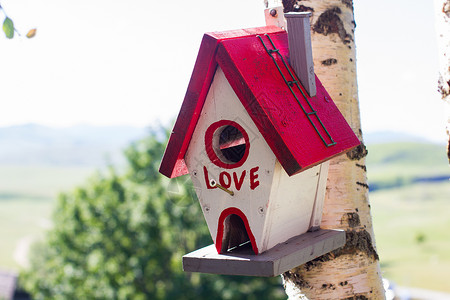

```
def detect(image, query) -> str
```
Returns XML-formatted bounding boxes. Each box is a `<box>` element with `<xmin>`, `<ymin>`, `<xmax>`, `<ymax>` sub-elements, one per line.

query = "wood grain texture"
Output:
<box><xmin>308</xmin><ymin>160</ymin><xmax>329</xmax><ymax>229</ymax></box>
<box><xmin>183</xmin><ymin>229</ymin><xmax>345</xmax><ymax>277</ymax></box>
<box><xmin>262</xmin><ymin>161</ymin><xmax>322</xmax><ymax>251</ymax></box>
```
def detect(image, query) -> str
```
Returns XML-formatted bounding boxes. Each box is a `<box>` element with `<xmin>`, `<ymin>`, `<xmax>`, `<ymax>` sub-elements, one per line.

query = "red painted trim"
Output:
<box><xmin>206</xmin><ymin>26</ymin><xmax>284</xmax><ymax>41</ymax></box>
<box><xmin>216</xmin><ymin>207</ymin><xmax>259</xmax><ymax>255</ymax></box>
<box><xmin>204</xmin><ymin>120</ymin><xmax>250</xmax><ymax>169</ymax></box>
<box><xmin>159</xmin><ymin>34</ymin><xmax>220</xmax><ymax>178</ymax></box>
<box><xmin>159</xmin><ymin>26</ymin><xmax>361</xmax><ymax>179</ymax></box>
<box><xmin>159</xmin><ymin>27</ymin><xmax>284</xmax><ymax>179</ymax></box>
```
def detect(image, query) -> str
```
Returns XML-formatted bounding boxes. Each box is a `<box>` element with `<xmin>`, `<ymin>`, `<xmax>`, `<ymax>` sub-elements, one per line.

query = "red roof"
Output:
<box><xmin>160</xmin><ymin>26</ymin><xmax>360</xmax><ymax>178</ymax></box>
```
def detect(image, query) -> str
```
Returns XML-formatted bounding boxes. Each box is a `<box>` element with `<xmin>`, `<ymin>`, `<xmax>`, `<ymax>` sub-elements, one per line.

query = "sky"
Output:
<box><xmin>0</xmin><ymin>0</ymin><xmax>447</xmax><ymax>143</ymax></box>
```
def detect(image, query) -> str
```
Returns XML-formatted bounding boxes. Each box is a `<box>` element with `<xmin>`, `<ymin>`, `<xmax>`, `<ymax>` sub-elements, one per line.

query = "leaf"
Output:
<box><xmin>26</xmin><ymin>28</ymin><xmax>37</xmax><ymax>38</ymax></box>
<box><xmin>3</xmin><ymin>17</ymin><xmax>14</xmax><ymax>39</ymax></box>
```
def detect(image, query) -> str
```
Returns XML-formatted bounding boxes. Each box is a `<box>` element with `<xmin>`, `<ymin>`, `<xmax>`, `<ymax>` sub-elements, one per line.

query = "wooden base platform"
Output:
<box><xmin>183</xmin><ymin>229</ymin><xmax>345</xmax><ymax>277</ymax></box>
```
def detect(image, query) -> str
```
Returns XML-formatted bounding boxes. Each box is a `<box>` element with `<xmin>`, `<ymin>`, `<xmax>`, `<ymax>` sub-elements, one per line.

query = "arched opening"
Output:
<box><xmin>221</xmin><ymin>214</ymin><xmax>252</xmax><ymax>253</ymax></box>
<box><xmin>216</xmin><ymin>208</ymin><xmax>258</xmax><ymax>255</ymax></box>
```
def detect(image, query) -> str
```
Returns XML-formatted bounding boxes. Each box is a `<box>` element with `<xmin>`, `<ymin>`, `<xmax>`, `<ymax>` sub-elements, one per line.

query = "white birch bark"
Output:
<box><xmin>264</xmin><ymin>0</ymin><xmax>385</xmax><ymax>298</ymax></box>
<box><xmin>435</xmin><ymin>0</ymin><xmax>450</xmax><ymax>162</ymax></box>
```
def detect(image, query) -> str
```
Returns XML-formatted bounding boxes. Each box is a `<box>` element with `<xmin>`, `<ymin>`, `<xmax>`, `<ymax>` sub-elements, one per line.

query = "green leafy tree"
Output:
<box><xmin>21</xmin><ymin>127</ymin><xmax>285</xmax><ymax>299</ymax></box>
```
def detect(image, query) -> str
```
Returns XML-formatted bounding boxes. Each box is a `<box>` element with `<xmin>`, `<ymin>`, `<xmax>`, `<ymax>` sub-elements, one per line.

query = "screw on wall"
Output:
<box><xmin>210</xmin><ymin>179</ymin><xmax>234</xmax><ymax>196</ymax></box>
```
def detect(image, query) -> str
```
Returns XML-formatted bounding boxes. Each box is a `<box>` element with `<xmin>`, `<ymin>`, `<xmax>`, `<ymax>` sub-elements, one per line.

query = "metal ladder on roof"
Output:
<box><xmin>257</xmin><ymin>34</ymin><xmax>336</xmax><ymax>148</ymax></box>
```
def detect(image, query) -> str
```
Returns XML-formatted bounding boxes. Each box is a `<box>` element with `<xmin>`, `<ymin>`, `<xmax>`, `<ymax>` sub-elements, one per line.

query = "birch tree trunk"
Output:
<box><xmin>269</xmin><ymin>1</ymin><xmax>386</xmax><ymax>298</ymax></box>
<box><xmin>435</xmin><ymin>0</ymin><xmax>450</xmax><ymax>162</ymax></box>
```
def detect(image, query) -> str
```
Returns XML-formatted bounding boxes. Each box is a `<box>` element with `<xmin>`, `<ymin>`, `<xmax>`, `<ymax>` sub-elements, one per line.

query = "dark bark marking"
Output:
<box><xmin>321</xmin><ymin>283</ymin><xmax>335</xmax><ymax>290</ymax></box>
<box><xmin>356</xmin><ymin>181</ymin><xmax>369</xmax><ymax>189</ymax></box>
<box><xmin>282</xmin><ymin>0</ymin><xmax>296</xmax><ymax>12</ymax></box>
<box><xmin>322</xmin><ymin>58</ymin><xmax>338</xmax><ymax>66</ymax></box>
<box><xmin>282</xmin><ymin>0</ymin><xmax>314</xmax><ymax>13</ymax></box>
<box><xmin>340</xmin><ymin>0</ymin><xmax>353</xmax><ymax>9</ymax></box>
<box><xmin>339</xmin><ymin>281</ymin><xmax>348</xmax><ymax>286</ymax></box>
<box><xmin>341</xmin><ymin>212</ymin><xmax>360</xmax><ymax>228</ymax></box>
<box><xmin>443</xmin><ymin>1</ymin><xmax>450</xmax><ymax>17</ymax></box>
<box><xmin>342</xmin><ymin>295</ymin><xmax>369</xmax><ymax>300</ymax></box>
<box><xmin>294</xmin><ymin>5</ymin><xmax>314</xmax><ymax>13</ymax></box>
<box><xmin>313</xmin><ymin>7</ymin><xmax>353</xmax><ymax>44</ymax></box>
<box><xmin>437</xmin><ymin>74</ymin><xmax>450</xmax><ymax>98</ymax></box>
<box><xmin>297</xmin><ymin>230</ymin><xmax>379</xmax><ymax>272</ymax></box>
<box><xmin>447</xmin><ymin>136</ymin><xmax>450</xmax><ymax>164</ymax></box>
<box><xmin>282</xmin><ymin>230</ymin><xmax>379</xmax><ymax>294</ymax></box>
<box><xmin>338</xmin><ymin>230</ymin><xmax>379</xmax><ymax>261</ymax></box>
<box><xmin>346</xmin><ymin>143</ymin><xmax>368</xmax><ymax>160</ymax></box>
<box><xmin>282</xmin><ymin>0</ymin><xmax>297</xmax><ymax>13</ymax></box>
<box><xmin>282</xmin><ymin>270</ymin><xmax>311</xmax><ymax>289</ymax></box>
<box><xmin>355</xmin><ymin>163</ymin><xmax>367</xmax><ymax>172</ymax></box>
<box><xmin>322</xmin><ymin>283</ymin><xmax>328</xmax><ymax>289</ymax></box>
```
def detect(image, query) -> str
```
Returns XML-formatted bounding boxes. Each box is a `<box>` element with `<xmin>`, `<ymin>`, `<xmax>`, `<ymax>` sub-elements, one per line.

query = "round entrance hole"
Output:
<box><xmin>205</xmin><ymin>120</ymin><xmax>250</xmax><ymax>169</ymax></box>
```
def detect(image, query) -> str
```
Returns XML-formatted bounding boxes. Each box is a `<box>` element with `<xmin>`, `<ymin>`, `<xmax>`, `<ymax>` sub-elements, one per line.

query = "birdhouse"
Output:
<box><xmin>160</xmin><ymin>13</ymin><xmax>360</xmax><ymax>276</ymax></box>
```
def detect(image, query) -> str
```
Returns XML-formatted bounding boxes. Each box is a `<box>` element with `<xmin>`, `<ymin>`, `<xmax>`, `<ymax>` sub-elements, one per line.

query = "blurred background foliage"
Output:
<box><xmin>20</xmin><ymin>128</ymin><xmax>285</xmax><ymax>299</ymax></box>
<box><xmin>2</xmin><ymin>123</ymin><xmax>448</xmax><ymax>296</ymax></box>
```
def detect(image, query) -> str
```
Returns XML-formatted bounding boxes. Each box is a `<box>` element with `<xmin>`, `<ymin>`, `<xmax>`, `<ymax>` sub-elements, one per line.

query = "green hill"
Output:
<box><xmin>0</xmin><ymin>129</ymin><xmax>449</xmax><ymax>292</ymax></box>
<box><xmin>366</xmin><ymin>142</ymin><xmax>449</xmax><ymax>191</ymax></box>
<box><xmin>365</xmin><ymin>142</ymin><xmax>450</xmax><ymax>292</ymax></box>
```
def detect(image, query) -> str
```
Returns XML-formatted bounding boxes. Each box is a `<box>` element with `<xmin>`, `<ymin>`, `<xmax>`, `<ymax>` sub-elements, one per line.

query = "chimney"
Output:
<box><xmin>284</xmin><ymin>12</ymin><xmax>316</xmax><ymax>97</ymax></box>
